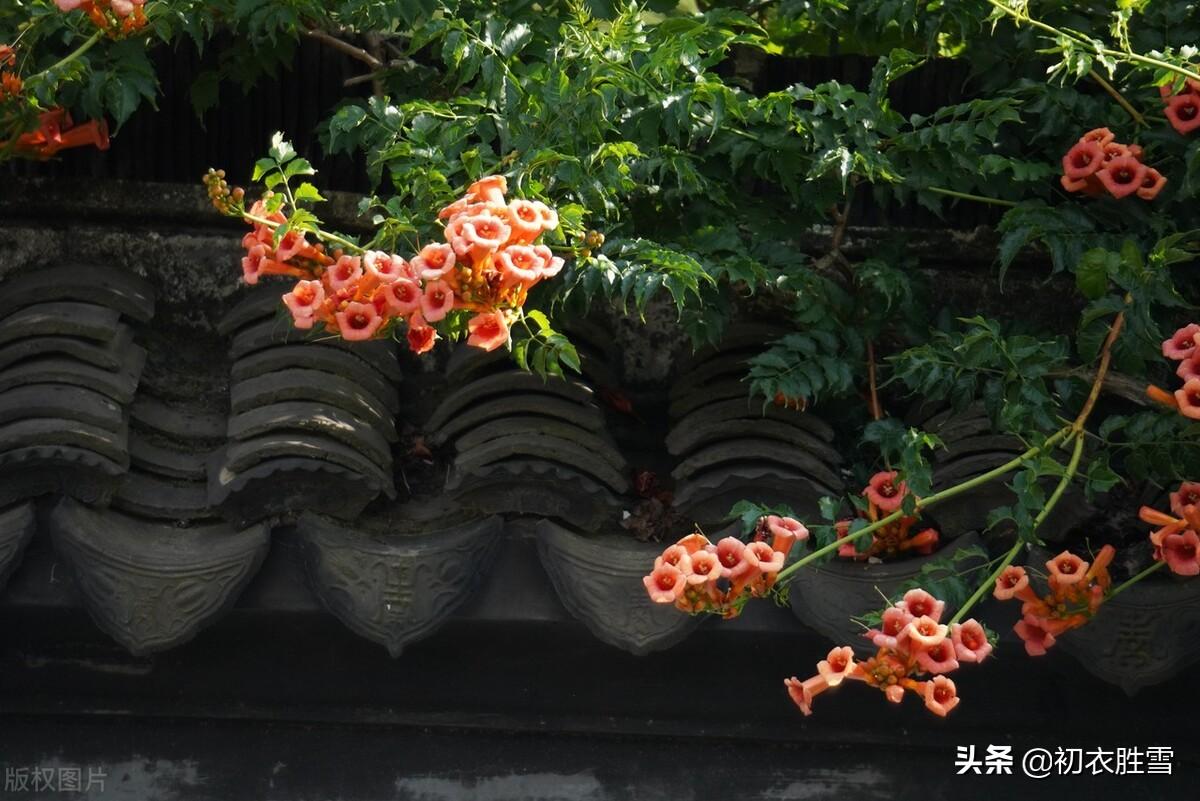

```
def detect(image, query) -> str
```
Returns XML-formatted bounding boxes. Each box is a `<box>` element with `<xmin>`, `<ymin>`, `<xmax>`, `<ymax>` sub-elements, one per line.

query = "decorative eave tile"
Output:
<box><xmin>0</xmin><ymin>502</ymin><xmax>36</xmax><ymax>591</ymax></box>
<box><xmin>48</xmin><ymin>498</ymin><xmax>270</xmax><ymax>655</ymax></box>
<box><xmin>296</xmin><ymin>511</ymin><xmax>503</xmax><ymax>657</ymax></box>
<box><xmin>535</xmin><ymin>520</ymin><xmax>704</xmax><ymax>655</ymax></box>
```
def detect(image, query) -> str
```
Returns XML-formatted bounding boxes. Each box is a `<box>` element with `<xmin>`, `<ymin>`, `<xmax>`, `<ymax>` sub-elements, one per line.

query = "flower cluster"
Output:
<box><xmin>1150</xmin><ymin>323</ymin><xmax>1200</xmax><ymax>420</ymax></box>
<box><xmin>992</xmin><ymin>546</ymin><xmax>1115</xmax><ymax>656</ymax></box>
<box><xmin>643</xmin><ymin>516</ymin><xmax>808</xmax><ymax>618</ymax></box>
<box><xmin>0</xmin><ymin>108</ymin><xmax>109</xmax><ymax>159</ymax></box>
<box><xmin>55</xmin><ymin>0</ymin><xmax>147</xmax><ymax>38</ymax></box>
<box><xmin>1139</xmin><ymin>482</ymin><xmax>1200</xmax><ymax>576</ymax></box>
<box><xmin>834</xmin><ymin>471</ymin><xmax>939</xmax><ymax>560</ymax></box>
<box><xmin>433</xmin><ymin>174</ymin><xmax>564</xmax><ymax>314</ymax></box>
<box><xmin>0</xmin><ymin>44</ymin><xmax>19</xmax><ymax>102</ymax></box>
<box><xmin>1060</xmin><ymin>128</ymin><xmax>1165</xmax><ymax>200</ymax></box>
<box><xmin>1160</xmin><ymin>78</ymin><xmax>1200</xmax><ymax>135</ymax></box>
<box><xmin>784</xmin><ymin>590</ymin><xmax>991</xmax><ymax>718</ymax></box>
<box><xmin>225</xmin><ymin>174</ymin><xmax>563</xmax><ymax>355</ymax></box>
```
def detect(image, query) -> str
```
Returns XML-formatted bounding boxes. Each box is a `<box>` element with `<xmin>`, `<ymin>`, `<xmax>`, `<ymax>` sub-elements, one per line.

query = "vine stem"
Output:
<box><xmin>947</xmin><ymin>432</ymin><xmax>1085</xmax><ymax>625</ymax></box>
<box><xmin>1088</xmin><ymin>69</ymin><xmax>1146</xmax><ymax>127</ymax></box>
<box><xmin>1034</xmin><ymin>433</ymin><xmax>1086</xmax><ymax>529</ymax></box>
<box><xmin>1108</xmin><ymin>559</ymin><xmax>1167</xmax><ymax>599</ymax></box>
<box><xmin>304</xmin><ymin>29</ymin><xmax>382</xmax><ymax>69</ymax></box>
<box><xmin>925</xmin><ymin>187</ymin><xmax>1017</xmax><ymax>207</ymax></box>
<box><xmin>775</xmin><ymin>424</ymin><xmax>1073</xmax><ymax>585</ymax></box>
<box><xmin>946</xmin><ymin>301</ymin><xmax>1126</xmax><ymax>624</ymax></box>
<box><xmin>986</xmin><ymin>1</ymin><xmax>1200</xmax><ymax>84</ymax></box>
<box><xmin>866</xmin><ymin>341</ymin><xmax>882</xmax><ymax>421</ymax></box>
<box><xmin>1071</xmin><ymin>304</ymin><xmax>1128</xmax><ymax>434</ymax></box>
<box><xmin>242</xmin><ymin>211</ymin><xmax>363</xmax><ymax>254</ymax></box>
<box><xmin>949</xmin><ymin>542</ymin><xmax>1022</xmax><ymax>626</ymax></box>
<box><xmin>27</xmin><ymin>30</ymin><xmax>103</xmax><ymax>82</ymax></box>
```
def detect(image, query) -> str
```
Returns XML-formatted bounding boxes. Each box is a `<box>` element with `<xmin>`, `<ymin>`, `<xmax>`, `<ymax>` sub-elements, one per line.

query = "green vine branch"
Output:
<box><xmin>775</xmin><ymin>424</ymin><xmax>1073</xmax><ymax>585</ymax></box>
<box><xmin>986</xmin><ymin>0</ymin><xmax>1200</xmax><ymax>85</ymax></box>
<box><xmin>242</xmin><ymin>211</ymin><xmax>363</xmax><ymax>254</ymax></box>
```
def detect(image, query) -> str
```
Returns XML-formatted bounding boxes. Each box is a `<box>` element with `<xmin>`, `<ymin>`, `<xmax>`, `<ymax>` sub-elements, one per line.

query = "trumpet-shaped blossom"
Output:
<box><xmin>1080</xmin><ymin>127</ymin><xmax>1115</xmax><ymax>147</ymax></box>
<box><xmin>534</xmin><ymin>244</ymin><xmax>565</xmax><ymax>278</ymax></box>
<box><xmin>864</xmin><ymin>470</ymin><xmax>906</xmax><ymax>511</ymax></box>
<box><xmin>923</xmin><ymin>676</ymin><xmax>960</xmax><ymax>717</ymax></box>
<box><xmin>326</xmin><ymin>255</ymin><xmax>364</xmax><ymax>292</ymax></box>
<box><xmin>282</xmin><ymin>280</ymin><xmax>325</xmax><ymax>327</ymax></box>
<box><xmin>675</xmin><ymin>533</ymin><xmax>710</xmax><ymax>555</ymax></box>
<box><xmin>715</xmin><ymin>537</ymin><xmax>747</xmax><ymax>575</ymax></box>
<box><xmin>764</xmin><ymin>515</ymin><xmax>808</xmax><ymax>555</ymax></box>
<box><xmin>1062</xmin><ymin>140</ymin><xmax>1104</xmax><ymax>179</ymax></box>
<box><xmin>506</xmin><ymin>199</ymin><xmax>545</xmax><ymax>243</ymax></box>
<box><xmin>335</xmin><ymin>302</ymin><xmax>384</xmax><ymax>341</ymax></box>
<box><xmin>467</xmin><ymin>311</ymin><xmax>510</xmax><ymax>352</ymax></box>
<box><xmin>838</xmin><ymin>474</ymin><xmax>938</xmax><ymax>561</ymax></box>
<box><xmin>406</xmin><ymin>314</ymin><xmax>437</xmax><ymax>354</ymax></box>
<box><xmin>241</xmin><ymin>244</ymin><xmax>269</xmax><ymax>285</ymax></box>
<box><xmin>58</xmin><ymin>0</ymin><xmax>148</xmax><ymax>38</ymax></box>
<box><xmin>1163</xmin><ymin>324</ymin><xmax>1200</xmax><ymax>361</ymax></box>
<box><xmin>1177</xmin><ymin>352</ymin><xmax>1200</xmax><ymax>382</ymax></box>
<box><xmin>1014</xmin><ymin>615</ymin><xmax>1057</xmax><ymax>657</ymax></box>
<box><xmin>916</xmin><ymin>639</ymin><xmax>960</xmax><ymax>675</ymax></box>
<box><xmin>951</xmin><ymin>620</ymin><xmax>993</xmax><ymax>663</ymax></box>
<box><xmin>685</xmin><ymin>550</ymin><xmax>723</xmax><ymax>585</ymax></box>
<box><xmin>496</xmin><ymin>245</ymin><xmax>545</xmax><ymax>287</ymax></box>
<box><xmin>533</xmin><ymin>200</ymin><xmax>559</xmax><ymax>231</ymax></box>
<box><xmin>420</xmin><ymin>280</ymin><xmax>455</xmax><ymax>322</ymax></box>
<box><xmin>274</xmin><ymin>230</ymin><xmax>307</xmax><ymax>263</ymax></box>
<box><xmin>467</xmin><ymin>174</ymin><xmax>508</xmax><ymax>205</ymax></box>
<box><xmin>643</xmin><ymin>563</ymin><xmax>686</xmax><ymax>603</ymax></box>
<box><xmin>1163</xmin><ymin>530</ymin><xmax>1200</xmax><ymax>576</ymax></box>
<box><xmin>1165</xmin><ymin>92</ymin><xmax>1200</xmax><ymax>135</ymax></box>
<box><xmin>744</xmin><ymin>540</ymin><xmax>785</xmax><ymax>574</ymax></box>
<box><xmin>458</xmin><ymin>213</ymin><xmax>512</xmax><ymax>261</ymax></box>
<box><xmin>1170</xmin><ymin>482</ymin><xmax>1200</xmax><ymax>516</ymax></box>
<box><xmin>868</xmin><ymin>605</ymin><xmax>913</xmax><ymax>651</ymax></box>
<box><xmin>1096</xmin><ymin>157</ymin><xmax>1147</xmax><ymax>198</ymax></box>
<box><xmin>816</xmin><ymin>647</ymin><xmax>857</xmax><ymax>687</ymax></box>
<box><xmin>783</xmin><ymin>676</ymin><xmax>820</xmax><ymax>716</ymax></box>
<box><xmin>655</xmin><ymin>544</ymin><xmax>692</xmax><ymax>572</ymax></box>
<box><xmin>1138</xmin><ymin>167</ymin><xmax>1168</xmax><ymax>200</ymax></box>
<box><xmin>411</xmin><ymin>243</ymin><xmax>456</xmax><ymax>280</ymax></box>
<box><xmin>906</xmin><ymin>616</ymin><xmax>949</xmax><ymax>650</ymax></box>
<box><xmin>993</xmin><ymin>565</ymin><xmax>1030</xmax><ymax>600</ymax></box>
<box><xmin>381</xmin><ymin>278</ymin><xmax>422</xmax><ymax>315</ymax></box>
<box><xmin>1175</xmin><ymin>379</ymin><xmax>1200</xmax><ymax>420</ymax></box>
<box><xmin>1046</xmin><ymin>551</ymin><xmax>1089</xmax><ymax>586</ymax></box>
<box><xmin>363</xmin><ymin>251</ymin><xmax>409</xmax><ymax>283</ymax></box>
<box><xmin>899</xmin><ymin>588</ymin><xmax>945</xmax><ymax>621</ymax></box>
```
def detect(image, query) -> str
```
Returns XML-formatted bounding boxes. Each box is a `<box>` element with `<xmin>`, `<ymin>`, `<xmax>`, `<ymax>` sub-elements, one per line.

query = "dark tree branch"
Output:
<box><xmin>305</xmin><ymin>29</ymin><xmax>383</xmax><ymax>70</ymax></box>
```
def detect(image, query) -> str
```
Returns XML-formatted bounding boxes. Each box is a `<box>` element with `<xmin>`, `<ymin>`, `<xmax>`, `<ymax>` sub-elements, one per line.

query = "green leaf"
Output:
<box><xmin>1076</xmin><ymin>248</ymin><xmax>1116</xmax><ymax>300</ymax></box>
<box><xmin>268</xmin><ymin>132</ymin><xmax>296</xmax><ymax>163</ymax></box>
<box><xmin>252</xmin><ymin>158</ymin><xmax>278</xmax><ymax>182</ymax></box>
<box><xmin>189</xmin><ymin>70</ymin><xmax>220</xmax><ymax>119</ymax></box>
<box><xmin>498</xmin><ymin>23</ymin><xmax>533</xmax><ymax>58</ymax></box>
<box><xmin>526</xmin><ymin>309</ymin><xmax>552</xmax><ymax>333</ymax></box>
<box><xmin>293</xmin><ymin>182</ymin><xmax>325</xmax><ymax>204</ymax></box>
<box><xmin>284</xmin><ymin>158</ymin><xmax>316</xmax><ymax>179</ymax></box>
